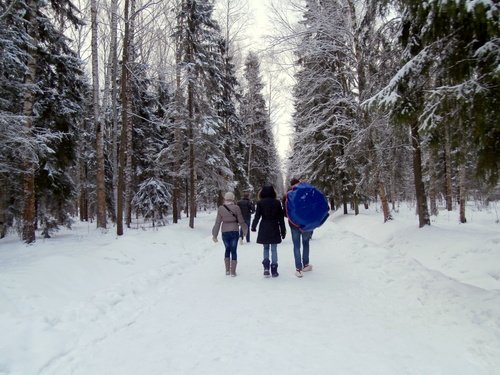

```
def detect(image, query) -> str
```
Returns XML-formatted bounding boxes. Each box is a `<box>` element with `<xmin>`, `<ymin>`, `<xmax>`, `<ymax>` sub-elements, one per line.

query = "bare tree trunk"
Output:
<box><xmin>444</xmin><ymin>123</ymin><xmax>453</xmax><ymax>211</ymax></box>
<box><xmin>110</xmin><ymin>0</ymin><xmax>119</xmax><ymax>223</ymax></box>
<box><xmin>459</xmin><ymin>164</ymin><xmax>467</xmax><ymax>223</ymax></box>
<box><xmin>247</xmin><ymin>124</ymin><xmax>253</xmax><ymax>182</ymax></box>
<box><xmin>117</xmin><ymin>0</ymin><xmax>131</xmax><ymax>236</ymax></box>
<box><xmin>187</xmin><ymin>76</ymin><xmax>196</xmax><ymax>229</ymax></box>
<box><xmin>353</xmin><ymin>193</ymin><xmax>359</xmax><ymax>215</ymax></box>
<box><xmin>0</xmin><ymin>177</ymin><xmax>8</xmax><ymax>238</ymax></box>
<box><xmin>379</xmin><ymin>180</ymin><xmax>392</xmax><ymax>222</ymax></box>
<box><xmin>342</xmin><ymin>171</ymin><xmax>348</xmax><ymax>215</ymax></box>
<box><xmin>92</xmin><ymin>0</ymin><xmax>107</xmax><ymax>229</ymax></box>
<box><xmin>172</xmin><ymin>0</ymin><xmax>184</xmax><ymax>224</ymax></box>
<box><xmin>21</xmin><ymin>0</ymin><xmax>38</xmax><ymax>244</ymax></box>
<box><xmin>125</xmin><ymin>0</ymin><xmax>136</xmax><ymax>228</ymax></box>
<box><xmin>429</xmin><ymin>146</ymin><xmax>439</xmax><ymax>216</ymax></box>
<box><xmin>187</xmin><ymin>1</ymin><xmax>196</xmax><ymax>229</ymax></box>
<box><xmin>410</xmin><ymin>122</ymin><xmax>430</xmax><ymax>227</ymax></box>
<box><xmin>79</xmin><ymin>161</ymin><xmax>89</xmax><ymax>222</ymax></box>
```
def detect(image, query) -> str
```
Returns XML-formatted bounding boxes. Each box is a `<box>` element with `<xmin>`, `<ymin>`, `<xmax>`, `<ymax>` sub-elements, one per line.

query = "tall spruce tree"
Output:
<box><xmin>240</xmin><ymin>52</ymin><xmax>280</xmax><ymax>192</ymax></box>
<box><xmin>0</xmin><ymin>0</ymin><xmax>85</xmax><ymax>242</ymax></box>
<box><xmin>288</xmin><ymin>0</ymin><xmax>357</xmax><ymax>212</ymax></box>
<box><xmin>176</xmin><ymin>0</ymin><xmax>234</xmax><ymax>228</ymax></box>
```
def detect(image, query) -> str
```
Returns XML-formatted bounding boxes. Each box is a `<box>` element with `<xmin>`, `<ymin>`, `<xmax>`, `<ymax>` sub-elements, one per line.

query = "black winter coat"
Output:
<box><xmin>237</xmin><ymin>198</ymin><xmax>255</xmax><ymax>220</ymax></box>
<box><xmin>251</xmin><ymin>197</ymin><xmax>286</xmax><ymax>244</ymax></box>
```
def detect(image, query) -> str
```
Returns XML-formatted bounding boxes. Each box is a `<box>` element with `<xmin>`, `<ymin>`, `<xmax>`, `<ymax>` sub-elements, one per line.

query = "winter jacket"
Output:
<box><xmin>237</xmin><ymin>198</ymin><xmax>255</xmax><ymax>220</ymax></box>
<box><xmin>212</xmin><ymin>202</ymin><xmax>248</xmax><ymax>238</ymax></box>
<box><xmin>251</xmin><ymin>187</ymin><xmax>286</xmax><ymax>244</ymax></box>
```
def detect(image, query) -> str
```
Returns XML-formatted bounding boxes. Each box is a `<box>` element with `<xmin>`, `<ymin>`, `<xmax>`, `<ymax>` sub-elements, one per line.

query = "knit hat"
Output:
<box><xmin>224</xmin><ymin>192</ymin><xmax>235</xmax><ymax>201</ymax></box>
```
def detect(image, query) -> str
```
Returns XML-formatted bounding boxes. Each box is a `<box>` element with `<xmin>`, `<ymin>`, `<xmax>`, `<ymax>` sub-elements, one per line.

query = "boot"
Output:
<box><xmin>262</xmin><ymin>258</ymin><xmax>270</xmax><ymax>277</ymax></box>
<box><xmin>271</xmin><ymin>263</ymin><xmax>279</xmax><ymax>278</ymax></box>
<box><xmin>230</xmin><ymin>260</ymin><xmax>238</xmax><ymax>277</ymax></box>
<box><xmin>224</xmin><ymin>258</ymin><xmax>230</xmax><ymax>275</ymax></box>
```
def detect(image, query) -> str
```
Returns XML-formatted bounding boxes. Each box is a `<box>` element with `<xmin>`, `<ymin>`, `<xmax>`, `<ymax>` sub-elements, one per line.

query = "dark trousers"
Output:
<box><xmin>240</xmin><ymin>217</ymin><xmax>251</xmax><ymax>242</ymax></box>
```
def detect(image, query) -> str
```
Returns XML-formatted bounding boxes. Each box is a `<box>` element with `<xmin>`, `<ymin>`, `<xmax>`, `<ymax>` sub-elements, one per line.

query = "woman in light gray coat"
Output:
<box><xmin>212</xmin><ymin>192</ymin><xmax>248</xmax><ymax>276</ymax></box>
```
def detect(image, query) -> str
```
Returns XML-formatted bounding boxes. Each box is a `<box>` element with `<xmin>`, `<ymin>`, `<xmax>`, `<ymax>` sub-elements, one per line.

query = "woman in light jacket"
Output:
<box><xmin>212</xmin><ymin>192</ymin><xmax>248</xmax><ymax>277</ymax></box>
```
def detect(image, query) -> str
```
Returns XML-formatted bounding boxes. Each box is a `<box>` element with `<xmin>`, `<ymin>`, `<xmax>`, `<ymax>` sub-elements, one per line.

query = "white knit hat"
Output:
<box><xmin>224</xmin><ymin>192</ymin><xmax>235</xmax><ymax>201</ymax></box>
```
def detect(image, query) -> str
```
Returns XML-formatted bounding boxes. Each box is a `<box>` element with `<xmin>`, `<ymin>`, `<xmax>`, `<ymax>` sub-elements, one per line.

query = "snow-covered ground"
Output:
<box><xmin>1</xmin><ymin>203</ymin><xmax>499</xmax><ymax>375</ymax></box>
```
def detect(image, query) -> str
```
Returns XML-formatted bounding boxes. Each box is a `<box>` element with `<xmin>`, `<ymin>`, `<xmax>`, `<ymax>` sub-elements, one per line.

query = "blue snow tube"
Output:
<box><xmin>286</xmin><ymin>182</ymin><xmax>330</xmax><ymax>232</ymax></box>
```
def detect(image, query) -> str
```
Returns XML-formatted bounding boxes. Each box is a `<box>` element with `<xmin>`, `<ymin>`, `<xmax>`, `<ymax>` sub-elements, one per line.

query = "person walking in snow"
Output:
<box><xmin>251</xmin><ymin>185</ymin><xmax>286</xmax><ymax>278</ymax></box>
<box><xmin>283</xmin><ymin>178</ymin><xmax>314</xmax><ymax>278</ymax></box>
<box><xmin>237</xmin><ymin>191</ymin><xmax>255</xmax><ymax>244</ymax></box>
<box><xmin>212</xmin><ymin>192</ymin><xmax>248</xmax><ymax>277</ymax></box>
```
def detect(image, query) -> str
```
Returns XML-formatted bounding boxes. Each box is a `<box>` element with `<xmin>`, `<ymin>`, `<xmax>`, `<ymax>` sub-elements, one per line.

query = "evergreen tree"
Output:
<box><xmin>240</xmin><ymin>52</ymin><xmax>280</xmax><ymax>192</ymax></box>
<box><xmin>175</xmin><ymin>0</ymin><xmax>234</xmax><ymax>228</ymax></box>
<box><xmin>287</xmin><ymin>0</ymin><xmax>357</xmax><ymax>212</ymax></box>
<box><xmin>129</xmin><ymin>67</ymin><xmax>178</xmax><ymax>226</ymax></box>
<box><xmin>0</xmin><ymin>0</ymin><xmax>86</xmax><ymax>242</ymax></box>
<box><xmin>368</xmin><ymin>0</ymin><xmax>499</xmax><ymax>226</ymax></box>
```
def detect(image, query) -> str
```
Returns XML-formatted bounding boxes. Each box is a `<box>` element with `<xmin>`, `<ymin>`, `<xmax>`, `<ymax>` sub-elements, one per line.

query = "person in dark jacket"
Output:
<box><xmin>251</xmin><ymin>185</ymin><xmax>286</xmax><ymax>277</ymax></box>
<box><xmin>237</xmin><ymin>192</ymin><xmax>255</xmax><ymax>244</ymax></box>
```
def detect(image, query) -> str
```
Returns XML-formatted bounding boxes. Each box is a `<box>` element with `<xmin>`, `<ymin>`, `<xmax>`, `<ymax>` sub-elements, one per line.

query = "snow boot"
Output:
<box><xmin>225</xmin><ymin>258</ymin><xmax>230</xmax><ymax>275</ymax></box>
<box><xmin>262</xmin><ymin>258</ymin><xmax>270</xmax><ymax>277</ymax></box>
<box><xmin>295</xmin><ymin>269</ymin><xmax>303</xmax><ymax>278</ymax></box>
<box><xmin>271</xmin><ymin>263</ymin><xmax>279</xmax><ymax>278</ymax></box>
<box><xmin>230</xmin><ymin>260</ymin><xmax>238</xmax><ymax>277</ymax></box>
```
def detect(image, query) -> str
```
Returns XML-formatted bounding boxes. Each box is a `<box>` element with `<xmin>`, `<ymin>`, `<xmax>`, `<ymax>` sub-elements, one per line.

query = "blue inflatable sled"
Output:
<box><xmin>285</xmin><ymin>182</ymin><xmax>329</xmax><ymax>232</ymax></box>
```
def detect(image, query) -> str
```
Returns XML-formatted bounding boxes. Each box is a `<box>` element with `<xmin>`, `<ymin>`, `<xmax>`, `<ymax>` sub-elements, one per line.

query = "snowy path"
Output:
<box><xmin>1</xmin><ymin>210</ymin><xmax>500</xmax><ymax>374</ymax></box>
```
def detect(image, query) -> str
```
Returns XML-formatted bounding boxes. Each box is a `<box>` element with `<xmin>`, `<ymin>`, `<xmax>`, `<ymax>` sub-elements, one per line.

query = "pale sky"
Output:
<box><xmin>245</xmin><ymin>0</ymin><xmax>296</xmax><ymax>163</ymax></box>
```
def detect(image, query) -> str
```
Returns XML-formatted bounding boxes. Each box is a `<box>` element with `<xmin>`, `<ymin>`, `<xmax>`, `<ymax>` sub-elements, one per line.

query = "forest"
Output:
<box><xmin>0</xmin><ymin>0</ymin><xmax>498</xmax><ymax>243</ymax></box>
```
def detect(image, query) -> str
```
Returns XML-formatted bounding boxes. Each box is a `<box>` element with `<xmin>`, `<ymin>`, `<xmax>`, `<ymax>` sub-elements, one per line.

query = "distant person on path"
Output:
<box><xmin>212</xmin><ymin>192</ymin><xmax>248</xmax><ymax>277</ymax></box>
<box><xmin>284</xmin><ymin>178</ymin><xmax>314</xmax><ymax>278</ymax></box>
<box><xmin>251</xmin><ymin>185</ymin><xmax>286</xmax><ymax>278</ymax></box>
<box><xmin>237</xmin><ymin>192</ymin><xmax>255</xmax><ymax>244</ymax></box>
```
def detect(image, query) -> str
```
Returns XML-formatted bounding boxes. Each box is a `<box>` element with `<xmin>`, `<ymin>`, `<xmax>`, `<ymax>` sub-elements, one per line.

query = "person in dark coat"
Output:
<box><xmin>237</xmin><ymin>192</ymin><xmax>255</xmax><ymax>243</ymax></box>
<box><xmin>251</xmin><ymin>185</ymin><xmax>286</xmax><ymax>277</ymax></box>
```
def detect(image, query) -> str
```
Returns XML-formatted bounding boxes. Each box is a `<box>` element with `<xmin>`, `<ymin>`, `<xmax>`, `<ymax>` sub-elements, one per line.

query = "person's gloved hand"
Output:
<box><xmin>281</xmin><ymin>231</ymin><xmax>286</xmax><ymax>239</ymax></box>
<box><xmin>212</xmin><ymin>236</ymin><xmax>218</xmax><ymax>243</ymax></box>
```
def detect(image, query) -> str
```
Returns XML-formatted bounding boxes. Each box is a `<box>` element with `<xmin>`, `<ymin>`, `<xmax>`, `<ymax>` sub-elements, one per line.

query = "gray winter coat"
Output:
<box><xmin>212</xmin><ymin>202</ymin><xmax>248</xmax><ymax>238</ymax></box>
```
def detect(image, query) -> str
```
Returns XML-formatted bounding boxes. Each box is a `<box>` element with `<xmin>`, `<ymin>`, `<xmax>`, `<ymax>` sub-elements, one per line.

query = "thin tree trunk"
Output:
<box><xmin>172</xmin><ymin>1</ymin><xmax>184</xmax><ymax>224</ymax></box>
<box><xmin>342</xmin><ymin>174</ymin><xmax>348</xmax><ymax>215</ymax></box>
<box><xmin>187</xmin><ymin>2</ymin><xmax>196</xmax><ymax>229</ymax></box>
<box><xmin>117</xmin><ymin>0</ymin><xmax>131</xmax><ymax>236</ymax></box>
<box><xmin>247</xmin><ymin>124</ymin><xmax>253</xmax><ymax>182</ymax></box>
<box><xmin>429</xmin><ymin>146</ymin><xmax>438</xmax><ymax>216</ymax></box>
<box><xmin>92</xmin><ymin>0</ymin><xmax>107</xmax><ymax>229</ymax></box>
<box><xmin>459</xmin><ymin>164</ymin><xmax>467</xmax><ymax>223</ymax></box>
<box><xmin>79</xmin><ymin>161</ymin><xmax>89</xmax><ymax>222</ymax></box>
<box><xmin>125</xmin><ymin>0</ymin><xmax>136</xmax><ymax>228</ymax></box>
<box><xmin>0</xmin><ymin>178</ymin><xmax>8</xmax><ymax>238</ymax></box>
<box><xmin>410</xmin><ymin>122</ymin><xmax>430</xmax><ymax>227</ymax></box>
<box><xmin>21</xmin><ymin>0</ymin><xmax>38</xmax><ymax>244</ymax></box>
<box><xmin>353</xmin><ymin>193</ymin><xmax>359</xmax><ymax>215</ymax></box>
<box><xmin>188</xmin><ymin>83</ymin><xmax>196</xmax><ymax>228</ymax></box>
<box><xmin>444</xmin><ymin>123</ymin><xmax>453</xmax><ymax>211</ymax></box>
<box><xmin>379</xmin><ymin>180</ymin><xmax>392</xmax><ymax>222</ymax></box>
<box><xmin>110</xmin><ymin>0</ymin><xmax>119</xmax><ymax>223</ymax></box>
